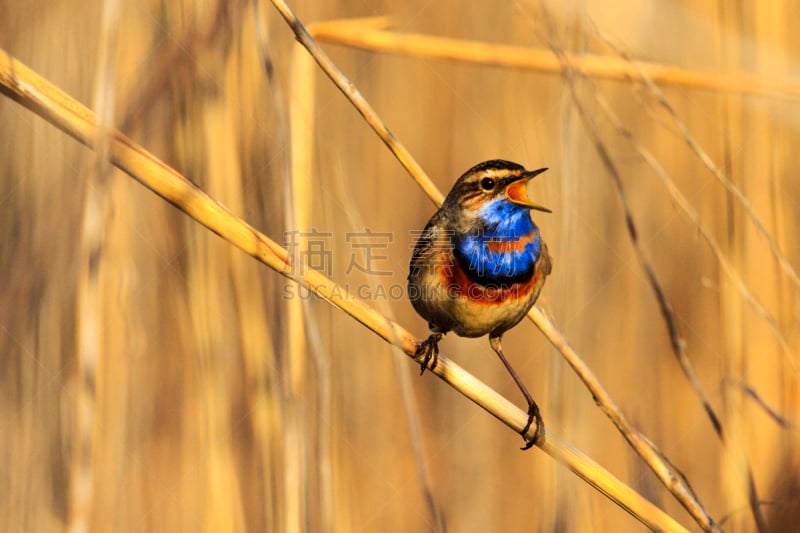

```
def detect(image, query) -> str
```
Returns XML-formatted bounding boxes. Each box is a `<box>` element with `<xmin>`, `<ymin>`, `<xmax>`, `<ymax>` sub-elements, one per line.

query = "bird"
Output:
<box><xmin>407</xmin><ymin>159</ymin><xmax>552</xmax><ymax>449</ymax></box>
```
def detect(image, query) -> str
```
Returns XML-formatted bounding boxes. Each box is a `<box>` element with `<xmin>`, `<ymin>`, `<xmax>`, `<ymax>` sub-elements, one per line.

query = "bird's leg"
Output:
<box><xmin>489</xmin><ymin>334</ymin><xmax>544</xmax><ymax>449</ymax></box>
<box><xmin>415</xmin><ymin>332</ymin><xmax>443</xmax><ymax>375</ymax></box>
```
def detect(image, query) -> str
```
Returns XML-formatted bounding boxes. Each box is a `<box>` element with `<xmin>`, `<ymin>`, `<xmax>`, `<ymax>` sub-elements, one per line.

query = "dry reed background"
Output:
<box><xmin>1</xmin><ymin>0</ymin><xmax>799</xmax><ymax>531</ymax></box>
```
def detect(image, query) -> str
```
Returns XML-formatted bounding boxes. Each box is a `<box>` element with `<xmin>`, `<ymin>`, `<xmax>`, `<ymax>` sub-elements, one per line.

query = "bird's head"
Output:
<box><xmin>444</xmin><ymin>160</ymin><xmax>551</xmax><ymax>226</ymax></box>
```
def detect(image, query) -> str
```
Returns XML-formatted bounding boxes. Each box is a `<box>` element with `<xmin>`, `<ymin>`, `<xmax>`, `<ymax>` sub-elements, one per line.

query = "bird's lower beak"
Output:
<box><xmin>505</xmin><ymin>168</ymin><xmax>551</xmax><ymax>213</ymax></box>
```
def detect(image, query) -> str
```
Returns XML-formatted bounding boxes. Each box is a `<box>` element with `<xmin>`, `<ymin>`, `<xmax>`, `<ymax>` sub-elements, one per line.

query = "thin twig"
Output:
<box><xmin>722</xmin><ymin>378</ymin><xmax>791</xmax><ymax>428</ymax></box>
<box><xmin>0</xmin><ymin>48</ymin><xmax>689</xmax><ymax>533</ymax></box>
<box><xmin>718</xmin><ymin>499</ymin><xmax>784</xmax><ymax>528</ymax></box>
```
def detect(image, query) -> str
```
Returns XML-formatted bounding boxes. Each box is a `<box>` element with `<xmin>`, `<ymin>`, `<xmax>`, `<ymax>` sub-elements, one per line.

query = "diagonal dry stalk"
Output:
<box><xmin>722</xmin><ymin>379</ymin><xmax>791</xmax><ymax>428</ymax></box>
<box><xmin>0</xmin><ymin>49</ymin><xmax>689</xmax><ymax>533</ymax></box>
<box><xmin>271</xmin><ymin>3</ymin><xmax>717</xmax><ymax>530</ymax></box>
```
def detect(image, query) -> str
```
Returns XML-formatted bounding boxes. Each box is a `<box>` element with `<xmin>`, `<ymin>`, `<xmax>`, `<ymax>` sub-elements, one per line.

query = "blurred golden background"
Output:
<box><xmin>1</xmin><ymin>0</ymin><xmax>798</xmax><ymax>531</ymax></box>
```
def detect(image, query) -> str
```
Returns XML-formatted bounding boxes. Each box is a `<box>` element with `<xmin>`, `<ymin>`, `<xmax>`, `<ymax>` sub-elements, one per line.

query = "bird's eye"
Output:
<box><xmin>480</xmin><ymin>177</ymin><xmax>495</xmax><ymax>191</ymax></box>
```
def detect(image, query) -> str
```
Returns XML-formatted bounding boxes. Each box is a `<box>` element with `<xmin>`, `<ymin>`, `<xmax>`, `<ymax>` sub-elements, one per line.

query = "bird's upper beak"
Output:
<box><xmin>505</xmin><ymin>168</ymin><xmax>551</xmax><ymax>213</ymax></box>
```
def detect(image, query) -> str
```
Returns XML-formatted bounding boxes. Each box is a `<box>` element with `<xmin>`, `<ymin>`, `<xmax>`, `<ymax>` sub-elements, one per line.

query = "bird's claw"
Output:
<box><xmin>415</xmin><ymin>333</ymin><xmax>443</xmax><ymax>375</ymax></box>
<box><xmin>520</xmin><ymin>401</ymin><xmax>544</xmax><ymax>450</ymax></box>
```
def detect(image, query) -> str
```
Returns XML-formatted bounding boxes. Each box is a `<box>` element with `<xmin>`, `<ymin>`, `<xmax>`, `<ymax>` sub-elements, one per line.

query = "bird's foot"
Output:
<box><xmin>415</xmin><ymin>332</ymin><xmax>443</xmax><ymax>375</ymax></box>
<box><xmin>520</xmin><ymin>401</ymin><xmax>545</xmax><ymax>450</ymax></box>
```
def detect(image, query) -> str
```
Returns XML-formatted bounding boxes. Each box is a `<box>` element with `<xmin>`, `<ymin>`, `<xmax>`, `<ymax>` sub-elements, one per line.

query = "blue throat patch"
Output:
<box><xmin>455</xmin><ymin>198</ymin><xmax>540</xmax><ymax>284</ymax></box>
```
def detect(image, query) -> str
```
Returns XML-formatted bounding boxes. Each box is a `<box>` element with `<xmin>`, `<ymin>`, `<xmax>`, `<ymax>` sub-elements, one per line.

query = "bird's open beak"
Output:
<box><xmin>505</xmin><ymin>168</ymin><xmax>551</xmax><ymax>213</ymax></box>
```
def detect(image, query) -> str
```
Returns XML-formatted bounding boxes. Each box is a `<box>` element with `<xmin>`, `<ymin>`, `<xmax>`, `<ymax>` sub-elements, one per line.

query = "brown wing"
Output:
<box><xmin>538</xmin><ymin>240</ymin><xmax>553</xmax><ymax>277</ymax></box>
<box><xmin>408</xmin><ymin>210</ymin><xmax>447</xmax><ymax>280</ymax></box>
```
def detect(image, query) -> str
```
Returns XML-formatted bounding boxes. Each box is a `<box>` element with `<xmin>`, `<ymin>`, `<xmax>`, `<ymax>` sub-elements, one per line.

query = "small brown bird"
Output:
<box><xmin>407</xmin><ymin>160</ymin><xmax>552</xmax><ymax>448</ymax></box>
